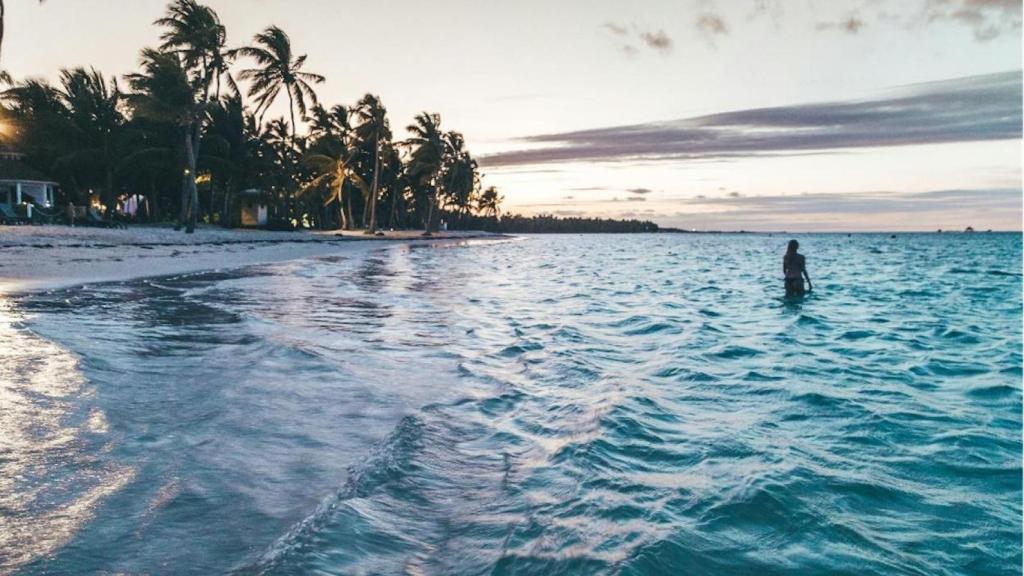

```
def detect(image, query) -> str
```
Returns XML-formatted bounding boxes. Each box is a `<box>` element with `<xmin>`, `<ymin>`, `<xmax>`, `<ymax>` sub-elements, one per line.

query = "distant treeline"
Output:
<box><xmin>448</xmin><ymin>214</ymin><xmax>659</xmax><ymax>233</ymax></box>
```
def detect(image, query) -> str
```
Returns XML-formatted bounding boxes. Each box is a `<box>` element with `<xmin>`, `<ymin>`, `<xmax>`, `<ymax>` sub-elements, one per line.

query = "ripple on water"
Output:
<box><xmin>8</xmin><ymin>233</ymin><xmax>1022</xmax><ymax>575</ymax></box>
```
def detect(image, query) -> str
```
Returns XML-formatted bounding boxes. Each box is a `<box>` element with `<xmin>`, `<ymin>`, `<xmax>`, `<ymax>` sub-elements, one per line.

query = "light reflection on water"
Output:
<box><xmin>0</xmin><ymin>299</ymin><xmax>134</xmax><ymax>571</ymax></box>
<box><xmin>2</xmin><ymin>233</ymin><xmax>1022</xmax><ymax>575</ymax></box>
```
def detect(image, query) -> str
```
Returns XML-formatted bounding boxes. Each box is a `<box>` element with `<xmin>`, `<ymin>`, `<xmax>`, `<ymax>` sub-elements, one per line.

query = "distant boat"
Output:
<box><xmin>965</xmin><ymin>226</ymin><xmax>975</xmax><ymax>233</ymax></box>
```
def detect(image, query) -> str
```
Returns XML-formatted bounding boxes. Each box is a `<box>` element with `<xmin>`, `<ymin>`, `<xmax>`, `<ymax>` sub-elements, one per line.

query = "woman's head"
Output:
<box><xmin>787</xmin><ymin>239</ymin><xmax>799</xmax><ymax>253</ymax></box>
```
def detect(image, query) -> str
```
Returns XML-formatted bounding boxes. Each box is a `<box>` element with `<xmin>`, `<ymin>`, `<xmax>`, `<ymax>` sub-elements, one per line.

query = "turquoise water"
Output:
<box><xmin>2</xmin><ymin>233</ymin><xmax>1021</xmax><ymax>575</ymax></box>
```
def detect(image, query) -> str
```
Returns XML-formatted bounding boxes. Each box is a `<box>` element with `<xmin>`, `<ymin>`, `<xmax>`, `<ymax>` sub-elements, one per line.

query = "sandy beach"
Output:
<box><xmin>0</xmin><ymin>225</ymin><xmax>503</xmax><ymax>294</ymax></box>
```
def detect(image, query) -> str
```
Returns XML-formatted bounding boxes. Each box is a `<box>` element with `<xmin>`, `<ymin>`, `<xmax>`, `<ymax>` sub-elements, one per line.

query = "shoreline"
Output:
<box><xmin>0</xmin><ymin>225</ymin><xmax>508</xmax><ymax>294</ymax></box>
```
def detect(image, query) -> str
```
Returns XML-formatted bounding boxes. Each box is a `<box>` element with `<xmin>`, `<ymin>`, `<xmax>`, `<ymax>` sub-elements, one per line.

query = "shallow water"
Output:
<box><xmin>2</xmin><ymin>233</ymin><xmax>1021</xmax><ymax>575</ymax></box>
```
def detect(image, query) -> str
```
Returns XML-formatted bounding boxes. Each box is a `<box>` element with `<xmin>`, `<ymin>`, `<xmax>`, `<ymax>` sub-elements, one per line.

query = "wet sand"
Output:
<box><xmin>0</xmin><ymin>225</ymin><xmax>503</xmax><ymax>293</ymax></box>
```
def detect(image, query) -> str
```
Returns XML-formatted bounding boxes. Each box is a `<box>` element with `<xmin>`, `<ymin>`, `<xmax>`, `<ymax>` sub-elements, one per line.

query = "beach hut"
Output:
<box><xmin>239</xmin><ymin>188</ymin><xmax>268</xmax><ymax>228</ymax></box>
<box><xmin>0</xmin><ymin>151</ymin><xmax>58</xmax><ymax>216</ymax></box>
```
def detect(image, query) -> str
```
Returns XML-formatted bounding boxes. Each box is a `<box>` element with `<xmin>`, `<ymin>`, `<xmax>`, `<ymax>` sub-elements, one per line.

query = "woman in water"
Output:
<box><xmin>783</xmin><ymin>240</ymin><xmax>812</xmax><ymax>296</ymax></box>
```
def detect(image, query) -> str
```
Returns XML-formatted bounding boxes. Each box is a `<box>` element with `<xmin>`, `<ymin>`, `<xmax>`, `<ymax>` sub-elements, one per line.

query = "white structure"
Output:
<box><xmin>0</xmin><ymin>152</ymin><xmax>57</xmax><ymax>209</ymax></box>
<box><xmin>239</xmin><ymin>189</ymin><xmax>268</xmax><ymax>227</ymax></box>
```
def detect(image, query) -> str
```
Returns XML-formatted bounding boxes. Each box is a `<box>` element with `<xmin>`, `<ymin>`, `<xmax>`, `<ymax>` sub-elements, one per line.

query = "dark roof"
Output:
<box><xmin>0</xmin><ymin>156</ymin><xmax>56</xmax><ymax>183</ymax></box>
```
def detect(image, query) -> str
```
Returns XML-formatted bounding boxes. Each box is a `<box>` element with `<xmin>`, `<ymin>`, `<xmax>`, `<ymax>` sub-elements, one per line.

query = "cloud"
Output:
<box><xmin>602</xmin><ymin>21</ymin><xmax>629</xmax><ymax>36</ymax></box>
<box><xmin>748</xmin><ymin>0</ymin><xmax>785</xmax><ymax>25</ymax></box>
<box><xmin>481</xmin><ymin>71</ymin><xmax>1022</xmax><ymax>167</ymax></box>
<box><xmin>601</xmin><ymin>22</ymin><xmax>674</xmax><ymax>57</ymax></box>
<box><xmin>628</xmin><ymin>188</ymin><xmax>653</xmax><ymax>195</ymax></box>
<box><xmin>696</xmin><ymin>12</ymin><xmax>729</xmax><ymax>47</ymax></box>
<box><xmin>627</xmin><ymin>196</ymin><xmax>647</xmax><ymax>202</ymax></box>
<box><xmin>816</xmin><ymin>15</ymin><xmax>866</xmax><ymax>34</ymax></box>
<box><xmin>664</xmin><ymin>188</ymin><xmax>1021</xmax><ymax>231</ymax></box>
<box><xmin>619</xmin><ymin>44</ymin><xmax>639</xmax><ymax>57</ymax></box>
<box><xmin>640</xmin><ymin>30</ymin><xmax>673</xmax><ymax>53</ymax></box>
<box><xmin>924</xmin><ymin>0</ymin><xmax>1022</xmax><ymax>41</ymax></box>
<box><xmin>696</xmin><ymin>13</ymin><xmax>729</xmax><ymax>35</ymax></box>
<box><xmin>714</xmin><ymin>0</ymin><xmax>1019</xmax><ymax>43</ymax></box>
<box><xmin>563</xmin><ymin>195</ymin><xmax>575</xmax><ymax>200</ymax></box>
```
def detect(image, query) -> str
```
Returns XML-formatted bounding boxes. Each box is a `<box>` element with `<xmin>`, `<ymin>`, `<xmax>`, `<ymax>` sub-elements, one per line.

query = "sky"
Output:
<box><xmin>4</xmin><ymin>0</ymin><xmax>1022</xmax><ymax>230</ymax></box>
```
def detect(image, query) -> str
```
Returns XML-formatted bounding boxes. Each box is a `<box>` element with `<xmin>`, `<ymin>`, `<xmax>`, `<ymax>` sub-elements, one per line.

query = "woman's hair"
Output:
<box><xmin>787</xmin><ymin>239</ymin><xmax>799</xmax><ymax>253</ymax></box>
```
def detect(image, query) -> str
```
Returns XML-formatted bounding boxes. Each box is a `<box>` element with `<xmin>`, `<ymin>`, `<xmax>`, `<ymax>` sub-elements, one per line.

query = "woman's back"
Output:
<box><xmin>784</xmin><ymin>252</ymin><xmax>804</xmax><ymax>279</ymax></box>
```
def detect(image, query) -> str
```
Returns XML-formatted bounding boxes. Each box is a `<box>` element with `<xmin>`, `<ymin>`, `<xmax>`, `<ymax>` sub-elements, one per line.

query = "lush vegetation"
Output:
<box><xmin>0</xmin><ymin>0</ymin><xmax>499</xmax><ymax>234</ymax></box>
<box><xmin>0</xmin><ymin>0</ymin><xmax>661</xmax><ymax>236</ymax></box>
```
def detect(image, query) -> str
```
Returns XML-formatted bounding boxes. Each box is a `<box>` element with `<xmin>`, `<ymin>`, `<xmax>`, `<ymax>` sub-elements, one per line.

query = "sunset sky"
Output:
<box><xmin>5</xmin><ymin>0</ymin><xmax>1021</xmax><ymax>230</ymax></box>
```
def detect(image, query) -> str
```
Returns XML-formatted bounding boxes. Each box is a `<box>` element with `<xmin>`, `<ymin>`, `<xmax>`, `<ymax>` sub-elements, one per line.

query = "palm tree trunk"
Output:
<box><xmin>287</xmin><ymin>87</ymin><xmax>296</xmax><ymax>139</ymax></box>
<box><xmin>104</xmin><ymin>168</ymin><xmax>115</xmax><ymax>218</ymax></box>
<box><xmin>366</xmin><ymin>133</ymin><xmax>380</xmax><ymax>234</ymax></box>
<box><xmin>388</xmin><ymin>187</ymin><xmax>399</xmax><ymax>229</ymax></box>
<box><xmin>361</xmin><ymin>190</ymin><xmax>369</xmax><ymax>228</ymax></box>
<box><xmin>222</xmin><ymin>180</ymin><xmax>232</xmax><ymax>227</ymax></box>
<box><xmin>344</xmin><ymin>184</ymin><xmax>354</xmax><ymax>230</ymax></box>
<box><xmin>337</xmin><ymin>180</ymin><xmax>347</xmax><ymax>230</ymax></box>
<box><xmin>0</xmin><ymin>0</ymin><xmax>6</xmax><ymax>63</ymax></box>
<box><xmin>423</xmin><ymin>189</ymin><xmax>436</xmax><ymax>236</ymax></box>
<box><xmin>177</xmin><ymin>174</ymin><xmax>188</xmax><ymax>231</ymax></box>
<box><xmin>184</xmin><ymin>130</ymin><xmax>199</xmax><ymax>234</ymax></box>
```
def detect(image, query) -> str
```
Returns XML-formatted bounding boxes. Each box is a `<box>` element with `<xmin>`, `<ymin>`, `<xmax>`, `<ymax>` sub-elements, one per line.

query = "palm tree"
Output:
<box><xmin>2</xmin><ymin>77</ymin><xmax>68</xmax><ymax>160</ymax></box>
<box><xmin>404</xmin><ymin>112</ymin><xmax>444</xmax><ymax>234</ymax></box>
<box><xmin>440</xmin><ymin>130</ymin><xmax>478</xmax><ymax>222</ymax></box>
<box><xmin>4</xmin><ymin>68</ymin><xmax>134</xmax><ymax>211</ymax></box>
<box><xmin>126</xmin><ymin>48</ymin><xmax>205</xmax><ymax>232</ymax></box>
<box><xmin>154</xmin><ymin>0</ymin><xmax>235</xmax><ymax>100</ymax></box>
<box><xmin>377</xmin><ymin>141</ymin><xmax>404</xmax><ymax>229</ymax></box>
<box><xmin>120</xmin><ymin>0</ymin><xmax>227</xmax><ymax>233</ymax></box>
<box><xmin>54</xmin><ymin>67</ymin><xmax>133</xmax><ymax>215</ymax></box>
<box><xmin>353</xmin><ymin>94</ymin><xmax>390</xmax><ymax>234</ymax></box>
<box><xmin>232</xmin><ymin>26</ymin><xmax>324</xmax><ymax>138</ymax></box>
<box><xmin>478</xmin><ymin>185</ymin><xmax>502</xmax><ymax>218</ymax></box>
<box><xmin>302</xmin><ymin>132</ymin><xmax>366</xmax><ymax>230</ymax></box>
<box><xmin>308</xmin><ymin>103</ymin><xmax>350</xmax><ymax>139</ymax></box>
<box><xmin>262</xmin><ymin>116</ymin><xmax>305</xmax><ymax>225</ymax></box>
<box><xmin>203</xmin><ymin>94</ymin><xmax>253</xmax><ymax>223</ymax></box>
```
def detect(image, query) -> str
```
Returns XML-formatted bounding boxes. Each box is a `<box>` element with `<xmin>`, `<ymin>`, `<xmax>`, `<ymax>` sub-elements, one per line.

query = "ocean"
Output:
<box><xmin>2</xmin><ymin>233</ymin><xmax>1021</xmax><ymax>575</ymax></box>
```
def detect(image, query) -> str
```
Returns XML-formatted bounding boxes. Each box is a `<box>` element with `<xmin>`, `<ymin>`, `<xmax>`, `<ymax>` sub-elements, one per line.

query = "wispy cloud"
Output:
<box><xmin>602</xmin><ymin>21</ymin><xmax>629</xmax><ymax>36</ymax></box>
<box><xmin>665</xmin><ymin>188</ymin><xmax>1022</xmax><ymax>231</ymax></box>
<box><xmin>711</xmin><ymin>0</ymin><xmax>1020</xmax><ymax>43</ymax></box>
<box><xmin>619</xmin><ymin>44</ymin><xmax>640</xmax><ymax>58</ymax></box>
<box><xmin>696</xmin><ymin>12</ymin><xmax>729</xmax><ymax>47</ymax></box>
<box><xmin>481</xmin><ymin>71</ymin><xmax>1022</xmax><ymax>167</ymax></box>
<box><xmin>628</xmin><ymin>188</ymin><xmax>653</xmax><ymax>195</ymax></box>
<box><xmin>640</xmin><ymin>30</ymin><xmax>674</xmax><ymax>53</ymax></box>
<box><xmin>514</xmin><ymin>188</ymin><xmax>1021</xmax><ymax>231</ymax></box>
<box><xmin>815</xmin><ymin>15</ymin><xmax>866</xmax><ymax>34</ymax></box>
<box><xmin>601</xmin><ymin>22</ymin><xmax>675</xmax><ymax>57</ymax></box>
<box><xmin>923</xmin><ymin>0</ymin><xmax>1022</xmax><ymax>41</ymax></box>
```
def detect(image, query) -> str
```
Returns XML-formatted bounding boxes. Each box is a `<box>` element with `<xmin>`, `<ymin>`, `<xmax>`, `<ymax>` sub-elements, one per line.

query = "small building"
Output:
<box><xmin>0</xmin><ymin>151</ymin><xmax>57</xmax><ymax>211</ymax></box>
<box><xmin>239</xmin><ymin>188</ymin><xmax>268</xmax><ymax>228</ymax></box>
